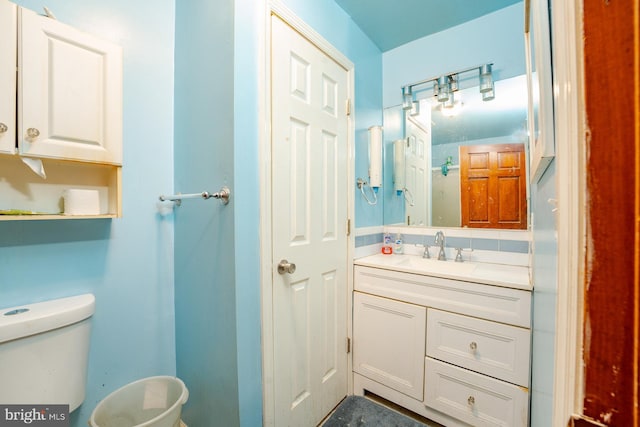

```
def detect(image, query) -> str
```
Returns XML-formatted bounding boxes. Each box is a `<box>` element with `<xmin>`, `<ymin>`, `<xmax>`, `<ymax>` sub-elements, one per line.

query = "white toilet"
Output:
<box><xmin>0</xmin><ymin>293</ymin><xmax>95</xmax><ymax>410</ymax></box>
<box><xmin>0</xmin><ymin>294</ymin><xmax>188</xmax><ymax>427</ymax></box>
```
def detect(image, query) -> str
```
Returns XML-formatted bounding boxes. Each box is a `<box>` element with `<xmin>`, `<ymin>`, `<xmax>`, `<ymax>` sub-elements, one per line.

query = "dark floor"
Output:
<box><xmin>321</xmin><ymin>395</ymin><xmax>444</xmax><ymax>427</ymax></box>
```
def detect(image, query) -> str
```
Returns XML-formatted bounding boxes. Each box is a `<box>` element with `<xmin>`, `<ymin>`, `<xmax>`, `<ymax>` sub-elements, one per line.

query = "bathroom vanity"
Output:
<box><xmin>352</xmin><ymin>254</ymin><xmax>532</xmax><ymax>426</ymax></box>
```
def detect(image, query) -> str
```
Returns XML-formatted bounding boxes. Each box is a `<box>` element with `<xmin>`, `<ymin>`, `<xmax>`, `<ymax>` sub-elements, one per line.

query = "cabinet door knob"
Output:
<box><xmin>26</xmin><ymin>128</ymin><xmax>40</xmax><ymax>139</ymax></box>
<box><xmin>467</xmin><ymin>395</ymin><xmax>475</xmax><ymax>407</ymax></box>
<box><xmin>469</xmin><ymin>341</ymin><xmax>478</xmax><ymax>352</ymax></box>
<box><xmin>0</xmin><ymin>123</ymin><xmax>7</xmax><ymax>133</ymax></box>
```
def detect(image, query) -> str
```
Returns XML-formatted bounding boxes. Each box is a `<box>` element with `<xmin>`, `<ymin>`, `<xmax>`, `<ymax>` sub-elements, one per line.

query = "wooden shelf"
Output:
<box><xmin>0</xmin><ymin>155</ymin><xmax>121</xmax><ymax>220</ymax></box>
<box><xmin>0</xmin><ymin>214</ymin><xmax>118</xmax><ymax>221</ymax></box>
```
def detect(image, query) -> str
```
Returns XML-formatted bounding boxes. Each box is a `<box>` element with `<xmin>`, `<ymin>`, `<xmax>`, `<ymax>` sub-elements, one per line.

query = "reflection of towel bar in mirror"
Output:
<box><xmin>159</xmin><ymin>186</ymin><xmax>230</xmax><ymax>206</ymax></box>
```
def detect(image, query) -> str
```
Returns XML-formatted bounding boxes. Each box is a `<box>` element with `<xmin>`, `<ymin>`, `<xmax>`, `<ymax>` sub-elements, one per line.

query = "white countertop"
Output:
<box><xmin>354</xmin><ymin>253</ymin><xmax>531</xmax><ymax>291</ymax></box>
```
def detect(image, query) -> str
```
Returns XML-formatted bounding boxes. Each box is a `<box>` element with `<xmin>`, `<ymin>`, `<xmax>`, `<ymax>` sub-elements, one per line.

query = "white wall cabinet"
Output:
<box><xmin>0</xmin><ymin>1</ymin><xmax>17</xmax><ymax>155</ymax></box>
<box><xmin>0</xmin><ymin>0</ymin><xmax>123</xmax><ymax>219</ymax></box>
<box><xmin>18</xmin><ymin>6</ymin><xmax>122</xmax><ymax>164</ymax></box>
<box><xmin>352</xmin><ymin>265</ymin><xmax>531</xmax><ymax>427</ymax></box>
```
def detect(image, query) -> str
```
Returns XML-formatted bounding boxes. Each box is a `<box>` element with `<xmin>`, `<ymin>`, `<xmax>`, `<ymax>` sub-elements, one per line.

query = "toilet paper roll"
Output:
<box><xmin>63</xmin><ymin>189</ymin><xmax>100</xmax><ymax>215</ymax></box>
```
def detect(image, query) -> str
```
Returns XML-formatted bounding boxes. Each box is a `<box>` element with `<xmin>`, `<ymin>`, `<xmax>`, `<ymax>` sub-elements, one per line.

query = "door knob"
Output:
<box><xmin>277</xmin><ymin>259</ymin><xmax>296</xmax><ymax>275</ymax></box>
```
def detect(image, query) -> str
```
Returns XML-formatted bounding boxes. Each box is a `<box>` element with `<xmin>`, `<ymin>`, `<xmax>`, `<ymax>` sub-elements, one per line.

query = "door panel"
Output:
<box><xmin>460</xmin><ymin>143</ymin><xmax>527</xmax><ymax>229</ymax></box>
<box><xmin>271</xmin><ymin>15</ymin><xmax>349</xmax><ymax>427</ymax></box>
<box><xmin>405</xmin><ymin>115</ymin><xmax>431</xmax><ymax>226</ymax></box>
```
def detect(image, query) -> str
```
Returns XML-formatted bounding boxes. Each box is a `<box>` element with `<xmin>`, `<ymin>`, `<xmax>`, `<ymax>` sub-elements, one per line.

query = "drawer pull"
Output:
<box><xmin>469</xmin><ymin>341</ymin><xmax>478</xmax><ymax>353</ymax></box>
<box><xmin>467</xmin><ymin>395</ymin><xmax>475</xmax><ymax>407</ymax></box>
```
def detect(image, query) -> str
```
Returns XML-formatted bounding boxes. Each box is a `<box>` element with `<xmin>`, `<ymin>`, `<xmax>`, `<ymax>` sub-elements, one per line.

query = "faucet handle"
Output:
<box><xmin>414</xmin><ymin>244</ymin><xmax>432</xmax><ymax>259</ymax></box>
<box><xmin>423</xmin><ymin>245</ymin><xmax>432</xmax><ymax>259</ymax></box>
<box><xmin>454</xmin><ymin>247</ymin><xmax>473</xmax><ymax>262</ymax></box>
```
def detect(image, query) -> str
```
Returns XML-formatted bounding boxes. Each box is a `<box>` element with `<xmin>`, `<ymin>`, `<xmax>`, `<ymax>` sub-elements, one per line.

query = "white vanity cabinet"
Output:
<box><xmin>0</xmin><ymin>0</ymin><xmax>123</xmax><ymax>219</ymax></box>
<box><xmin>353</xmin><ymin>264</ymin><xmax>532</xmax><ymax>427</ymax></box>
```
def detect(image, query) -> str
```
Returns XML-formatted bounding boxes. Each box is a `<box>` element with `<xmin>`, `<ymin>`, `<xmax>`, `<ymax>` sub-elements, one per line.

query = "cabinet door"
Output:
<box><xmin>18</xmin><ymin>8</ymin><xmax>122</xmax><ymax>164</ymax></box>
<box><xmin>353</xmin><ymin>291</ymin><xmax>426</xmax><ymax>400</ymax></box>
<box><xmin>0</xmin><ymin>0</ymin><xmax>16</xmax><ymax>154</ymax></box>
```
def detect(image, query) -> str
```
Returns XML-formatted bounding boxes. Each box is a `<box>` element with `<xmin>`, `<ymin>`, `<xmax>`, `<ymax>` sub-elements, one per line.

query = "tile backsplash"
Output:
<box><xmin>355</xmin><ymin>226</ymin><xmax>531</xmax><ymax>266</ymax></box>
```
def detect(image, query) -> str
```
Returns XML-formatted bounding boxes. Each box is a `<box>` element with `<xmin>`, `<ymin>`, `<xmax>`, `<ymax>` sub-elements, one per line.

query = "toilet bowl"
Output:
<box><xmin>89</xmin><ymin>376</ymin><xmax>188</xmax><ymax>427</ymax></box>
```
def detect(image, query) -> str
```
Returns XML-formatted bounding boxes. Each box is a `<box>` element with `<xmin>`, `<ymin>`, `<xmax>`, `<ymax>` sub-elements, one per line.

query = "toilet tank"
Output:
<box><xmin>0</xmin><ymin>294</ymin><xmax>95</xmax><ymax>412</ymax></box>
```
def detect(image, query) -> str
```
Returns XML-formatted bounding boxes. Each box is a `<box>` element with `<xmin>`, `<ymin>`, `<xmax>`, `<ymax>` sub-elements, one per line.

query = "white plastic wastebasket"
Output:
<box><xmin>89</xmin><ymin>376</ymin><xmax>188</xmax><ymax>427</ymax></box>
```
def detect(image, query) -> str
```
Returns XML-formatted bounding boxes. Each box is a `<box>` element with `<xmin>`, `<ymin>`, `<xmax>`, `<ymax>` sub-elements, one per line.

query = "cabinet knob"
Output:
<box><xmin>467</xmin><ymin>395</ymin><xmax>475</xmax><ymax>407</ymax></box>
<box><xmin>26</xmin><ymin>128</ymin><xmax>40</xmax><ymax>139</ymax></box>
<box><xmin>0</xmin><ymin>123</ymin><xmax>7</xmax><ymax>133</ymax></box>
<box><xmin>469</xmin><ymin>341</ymin><xmax>478</xmax><ymax>353</ymax></box>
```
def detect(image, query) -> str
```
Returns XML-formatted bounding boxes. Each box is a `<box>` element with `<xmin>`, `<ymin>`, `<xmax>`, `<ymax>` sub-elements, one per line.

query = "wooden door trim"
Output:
<box><xmin>581</xmin><ymin>0</ymin><xmax>639</xmax><ymax>424</ymax></box>
<box><xmin>550</xmin><ymin>0</ymin><xmax>588</xmax><ymax>423</ymax></box>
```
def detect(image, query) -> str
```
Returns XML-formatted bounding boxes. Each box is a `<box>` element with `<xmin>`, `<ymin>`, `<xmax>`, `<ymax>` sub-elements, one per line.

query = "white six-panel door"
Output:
<box><xmin>0</xmin><ymin>0</ymin><xmax>17</xmax><ymax>154</ymax></box>
<box><xmin>405</xmin><ymin>114</ymin><xmax>431</xmax><ymax>226</ymax></box>
<box><xmin>18</xmin><ymin>7</ymin><xmax>122</xmax><ymax>164</ymax></box>
<box><xmin>271</xmin><ymin>15</ymin><xmax>349</xmax><ymax>427</ymax></box>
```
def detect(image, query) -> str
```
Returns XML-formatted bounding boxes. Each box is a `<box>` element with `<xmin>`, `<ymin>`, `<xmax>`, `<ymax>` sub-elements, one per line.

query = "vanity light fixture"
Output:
<box><xmin>482</xmin><ymin>88</ymin><xmax>495</xmax><ymax>101</ymax></box>
<box><xmin>442</xmin><ymin>94</ymin><xmax>455</xmax><ymax>109</ymax></box>
<box><xmin>402</xmin><ymin>86</ymin><xmax>413</xmax><ymax>110</ymax></box>
<box><xmin>410</xmin><ymin>100</ymin><xmax>421</xmax><ymax>116</ymax></box>
<box><xmin>479</xmin><ymin>63</ymin><xmax>494</xmax><ymax>93</ymax></box>
<box><xmin>449</xmin><ymin>74</ymin><xmax>459</xmax><ymax>92</ymax></box>
<box><xmin>401</xmin><ymin>62</ymin><xmax>495</xmax><ymax>108</ymax></box>
<box><xmin>437</xmin><ymin>76</ymin><xmax>450</xmax><ymax>102</ymax></box>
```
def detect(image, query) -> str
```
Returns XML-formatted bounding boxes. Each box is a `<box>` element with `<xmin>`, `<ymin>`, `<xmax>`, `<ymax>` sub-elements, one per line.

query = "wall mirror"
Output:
<box><xmin>392</xmin><ymin>74</ymin><xmax>529</xmax><ymax>229</ymax></box>
<box><xmin>380</xmin><ymin>2</ymin><xmax>533</xmax><ymax>230</ymax></box>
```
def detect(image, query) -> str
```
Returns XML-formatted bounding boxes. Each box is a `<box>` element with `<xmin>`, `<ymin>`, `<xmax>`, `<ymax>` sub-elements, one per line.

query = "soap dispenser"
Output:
<box><xmin>381</xmin><ymin>233</ymin><xmax>393</xmax><ymax>254</ymax></box>
<box><xmin>394</xmin><ymin>234</ymin><xmax>404</xmax><ymax>254</ymax></box>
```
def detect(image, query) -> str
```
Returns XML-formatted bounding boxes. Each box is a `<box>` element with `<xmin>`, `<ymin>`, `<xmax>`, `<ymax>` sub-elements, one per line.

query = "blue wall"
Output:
<box><xmin>233</xmin><ymin>0</ymin><xmax>264</xmax><ymax>425</ymax></box>
<box><xmin>530</xmin><ymin>160</ymin><xmax>557</xmax><ymax>427</ymax></box>
<box><xmin>0</xmin><ymin>1</ymin><xmax>176</xmax><ymax>425</ymax></box>
<box><xmin>173</xmin><ymin>0</ymin><xmax>241</xmax><ymax>426</ymax></box>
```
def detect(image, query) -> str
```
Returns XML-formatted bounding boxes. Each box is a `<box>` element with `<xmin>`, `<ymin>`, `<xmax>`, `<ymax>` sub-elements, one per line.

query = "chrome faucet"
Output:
<box><xmin>434</xmin><ymin>231</ymin><xmax>446</xmax><ymax>261</ymax></box>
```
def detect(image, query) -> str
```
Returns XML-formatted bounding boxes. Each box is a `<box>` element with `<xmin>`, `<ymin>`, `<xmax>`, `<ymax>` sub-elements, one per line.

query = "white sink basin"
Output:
<box><xmin>355</xmin><ymin>253</ymin><xmax>477</xmax><ymax>276</ymax></box>
<box><xmin>394</xmin><ymin>256</ymin><xmax>477</xmax><ymax>275</ymax></box>
<box><xmin>354</xmin><ymin>253</ymin><xmax>531</xmax><ymax>290</ymax></box>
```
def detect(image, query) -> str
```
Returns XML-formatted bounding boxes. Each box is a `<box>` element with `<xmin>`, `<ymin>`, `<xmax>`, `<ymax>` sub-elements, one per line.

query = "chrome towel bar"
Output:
<box><xmin>159</xmin><ymin>186</ymin><xmax>230</xmax><ymax>206</ymax></box>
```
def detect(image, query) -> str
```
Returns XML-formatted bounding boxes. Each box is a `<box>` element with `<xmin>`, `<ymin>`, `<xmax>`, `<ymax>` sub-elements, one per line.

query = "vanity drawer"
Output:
<box><xmin>354</xmin><ymin>266</ymin><xmax>531</xmax><ymax>328</ymax></box>
<box><xmin>426</xmin><ymin>309</ymin><xmax>531</xmax><ymax>387</ymax></box>
<box><xmin>425</xmin><ymin>358</ymin><xmax>529</xmax><ymax>427</ymax></box>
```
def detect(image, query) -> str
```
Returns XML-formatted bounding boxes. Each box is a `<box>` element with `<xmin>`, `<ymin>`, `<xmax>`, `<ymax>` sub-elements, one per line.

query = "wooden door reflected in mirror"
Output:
<box><xmin>460</xmin><ymin>143</ymin><xmax>527</xmax><ymax>229</ymax></box>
